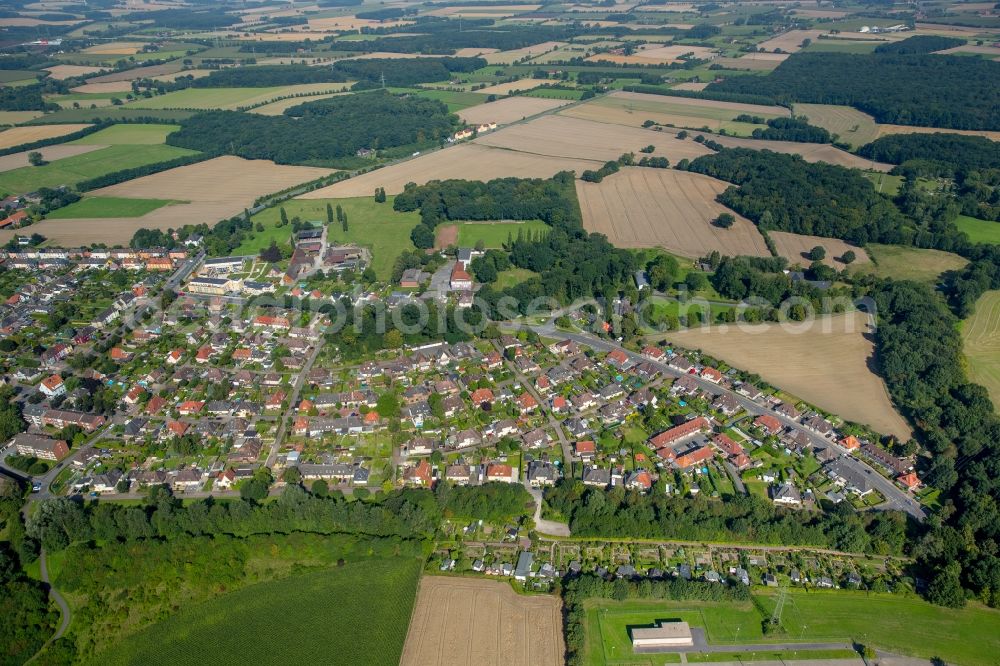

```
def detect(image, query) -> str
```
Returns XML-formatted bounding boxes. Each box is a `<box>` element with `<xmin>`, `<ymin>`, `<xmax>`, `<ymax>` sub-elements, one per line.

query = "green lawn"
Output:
<box><xmin>71</xmin><ymin>123</ymin><xmax>181</xmax><ymax>145</ymax></box>
<box><xmin>585</xmin><ymin>591</ymin><xmax>1000</xmax><ymax>666</ymax></box>
<box><xmin>388</xmin><ymin>87</ymin><xmax>489</xmax><ymax>112</ymax></box>
<box><xmin>860</xmin><ymin>244</ymin><xmax>968</xmax><ymax>283</ymax></box>
<box><xmin>46</xmin><ymin>197</ymin><xmax>178</xmax><ymax>219</ymax></box>
<box><xmin>961</xmin><ymin>289</ymin><xmax>1000</xmax><ymax>409</ymax></box>
<box><xmin>238</xmin><ymin>196</ymin><xmax>419</xmax><ymax>280</ymax></box>
<box><xmin>102</xmin><ymin>558</ymin><xmax>422</xmax><ymax>666</ymax></box>
<box><xmin>862</xmin><ymin>171</ymin><xmax>903</xmax><ymax>196</ymax></box>
<box><xmin>0</xmin><ymin>144</ymin><xmax>198</xmax><ymax>195</ymax></box>
<box><xmin>955</xmin><ymin>214</ymin><xmax>1000</xmax><ymax>245</ymax></box>
<box><xmin>495</xmin><ymin>267</ymin><xmax>539</xmax><ymax>289</ymax></box>
<box><xmin>452</xmin><ymin>220</ymin><xmax>549</xmax><ymax>248</ymax></box>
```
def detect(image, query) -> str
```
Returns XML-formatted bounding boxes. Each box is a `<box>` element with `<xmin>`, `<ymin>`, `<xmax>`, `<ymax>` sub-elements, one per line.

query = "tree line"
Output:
<box><xmin>708</xmin><ymin>52</ymin><xmax>1000</xmax><ymax>130</ymax></box>
<box><xmin>166</xmin><ymin>91</ymin><xmax>459</xmax><ymax>165</ymax></box>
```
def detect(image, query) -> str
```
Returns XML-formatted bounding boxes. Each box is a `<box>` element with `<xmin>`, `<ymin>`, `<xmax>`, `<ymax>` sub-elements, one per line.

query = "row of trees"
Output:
<box><xmin>544</xmin><ymin>481</ymin><xmax>909</xmax><ymax>556</ymax></box>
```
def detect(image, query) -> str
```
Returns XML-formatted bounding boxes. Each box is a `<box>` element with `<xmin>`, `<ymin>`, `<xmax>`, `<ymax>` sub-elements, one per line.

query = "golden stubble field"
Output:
<box><xmin>472</xmin><ymin>114</ymin><xmax>713</xmax><ymax>163</ymax></box>
<box><xmin>769</xmin><ymin>230</ymin><xmax>871</xmax><ymax>269</ymax></box>
<box><xmin>710</xmin><ymin>135</ymin><xmax>893</xmax><ymax>171</ymax></box>
<box><xmin>303</xmin><ymin>143</ymin><xmax>594</xmax><ymax>198</ymax></box>
<box><xmin>0</xmin><ymin>124</ymin><xmax>92</xmax><ymax>150</ymax></box>
<box><xmin>0</xmin><ymin>157</ymin><xmax>332</xmax><ymax>245</ymax></box>
<box><xmin>456</xmin><ymin>96</ymin><xmax>571</xmax><ymax>125</ymax></box>
<box><xmin>576</xmin><ymin>167</ymin><xmax>771</xmax><ymax>258</ymax></box>
<box><xmin>400</xmin><ymin>576</ymin><xmax>563</xmax><ymax>666</ymax></box>
<box><xmin>665</xmin><ymin>311</ymin><xmax>913</xmax><ymax>440</ymax></box>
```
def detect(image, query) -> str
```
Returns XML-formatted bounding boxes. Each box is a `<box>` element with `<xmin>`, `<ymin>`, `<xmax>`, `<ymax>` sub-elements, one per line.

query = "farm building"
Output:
<box><xmin>631</xmin><ymin>621</ymin><xmax>694</xmax><ymax>649</ymax></box>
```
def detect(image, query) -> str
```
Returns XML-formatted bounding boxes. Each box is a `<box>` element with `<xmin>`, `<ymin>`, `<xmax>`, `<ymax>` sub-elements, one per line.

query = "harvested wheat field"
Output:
<box><xmin>303</xmin><ymin>143</ymin><xmax>592</xmax><ymax>198</ymax></box>
<box><xmin>457</xmin><ymin>96</ymin><xmax>569</xmax><ymax>125</ymax></box>
<box><xmin>587</xmin><ymin>44</ymin><xmax>716</xmax><ymax>65</ymax></box>
<box><xmin>70</xmin><ymin>81</ymin><xmax>134</xmax><ymax>94</ymax></box>
<box><xmin>476</xmin><ymin>78</ymin><xmax>551</xmax><ymax>95</ymax></box>
<box><xmin>665</xmin><ymin>311</ymin><xmax>912</xmax><ymax>440</ymax></box>
<box><xmin>769</xmin><ymin>231</ymin><xmax>870</xmax><ymax>269</ymax></box>
<box><xmin>86</xmin><ymin>62</ymin><xmax>185</xmax><ymax>84</ymax></box>
<box><xmin>876</xmin><ymin>124</ymin><xmax>1000</xmax><ymax>142</ymax></box>
<box><xmin>672</xmin><ymin>81</ymin><xmax>709</xmax><ymax>91</ymax></box>
<box><xmin>710</xmin><ymin>135</ymin><xmax>893</xmax><ymax>171</ymax></box>
<box><xmin>561</xmin><ymin>90</ymin><xmax>789</xmax><ymax>134</ymax></box>
<box><xmin>0</xmin><ymin>144</ymin><xmax>103</xmax><ymax>173</ymax></box>
<box><xmin>44</xmin><ymin>64</ymin><xmax>103</xmax><ymax>79</ymax></box>
<box><xmin>794</xmin><ymin>103</ymin><xmax>879</xmax><ymax>148</ymax></box>
<box><xmin>0</xmin><ymin>111</ymin><xmax>44</xmax><ymax>125</ymax></box>
<box><xmin>473</xmin><ymin>114</ymin><xmax>712</xmax><ymax>163</ymax></box>
<box><xmin>577</xmin><ymin>167</ymin><xmax>770</xmax><ymax>258</ymax></box>
<box><xmin>0</xmin><ymin>123</ymin><xmax>90</xmax><ymax>150</ymax></box>
<box><xmin>485</xmin><ymin>41</ymin><xmax>566</xmax><ymax>64</ymax></box>
<box><xmin>83</xmin><ymin>41</ymin><xmax>145</xmax><ymax>55</ymax></box>
<box><xmin>0</xmin><ymin>157</ymin><xmax>332</xmax><ymax>245</ymax></box>
<box><xmin>756</xmin><ymin>29</ymin><xmax>826</xmax><ymax>53</ymax></box>
<box><xmin>400</xmin><ymin>576</ymin><xmax>563</xmax><ymax>666</ymax></box>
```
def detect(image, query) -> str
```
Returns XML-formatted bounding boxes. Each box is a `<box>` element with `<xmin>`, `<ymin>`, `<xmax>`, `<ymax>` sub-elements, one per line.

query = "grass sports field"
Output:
<box><xmin>436</xmin><ymin>220</ymin><xmax>549</xmax><ymax>249</ymax></box>
<box><xmin>584</xmin><ymin>590</ymin><xmax>1000</xmax><ymax>666</ymax></box>
<box><xmin>239</xmin><ymin>196</ymin><xmax>419</xmax><ymax>280</ymax></box>
<box><xmin>0</xmin><ymin>144</ymin><xmax>198</xmax><ymax>195</ymax></box>
<box><xmin>46</xmin><ymin>197</ymin><xmax>178</xmax><ymax>219</ymax></box>
<box><xmin>70</xmin><ymin>123</ymin><xmax>180</xmax><ymax>145</ymax></box>
<box><xmin>962</xmin><ymin>289</ymin><xmax>1000</xmax><ymax>407</ymax></box>
<box><xmin>104</xmin><ymin>558</ymin><xmax>422</xmax><ymax>666</ymax></box>
<box><xmin>955</xmin><ymin>214</ymin><xmax>1000</xmax><ymax>245</ymax></box>
<box><xmin>861</xmin><ymin>244</ymin><xmax>968</xmax><ymax>283</ymax></box>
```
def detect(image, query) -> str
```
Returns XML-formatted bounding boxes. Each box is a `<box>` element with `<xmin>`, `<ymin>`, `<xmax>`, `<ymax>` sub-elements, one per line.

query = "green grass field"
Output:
<box><xmin>862</xmin><ymin>171</ymin><xmax>904</xmax><ymax>196</ymax></box>
<box><xmin>25</xmin><ymin>108</ymin><xmax>195</xmax><ymax>124</ymax></box>
<box><xmin>523</xmin><ymin>87</ymin><xmax>588</xmax><ymax>100</ymax></box>
<box><xmin>389</xmin><ymin>87</ymin><xmax>489</xmax><ymax>111</ymax></box>
<box><xmin>585</xmin><ymin>591</ymin><xmax>1000</xmax><ymax>666</ymax></box>
<box><xmin>71</xmin><ymin>123</ymin><xmax>181</xmax><ymax>145</ymax></box>
<box><xmin>961</xmin><ymin>289</ymin><xmax>1000</xmax><ymax>408</ymax></box>
<box><xmin>238</xmin><ymin>196</ymin><xmax>419</xmax><ymax>279</ymax></box>
<box><xmin>0</xmin><ymin>144</ymin><xmax>198</xmax><ymax>195</ymax></box>
<box><xmin>861</xmin><ymin>244</ymin><xmax>968</xmax><ymax>283</ymax></box>
<box><xmin>102</xmin><ymin>558</ymin><xmax>422</xmax><ymax>666</ymax></box>
<box><xmin>803</xmin><ymin>39</ymin><xmax>879</xmax><ymax>54</ymax></box>
<box><xmin>496</xmin><ymin>267</ymin><xmax>539</xmax><ymax>289</ymax></box>
<box><xmin>46</xmin><ymin>196</ymin><xmax>178</xmax><ymax>219</ymax></box>
<box><xmin>451</xmin><ymin>220</ymin><xmax>549</xmax><ymax>248</ymax></box>
<box><xmin>955</xmin><ymin>214</ymin><xmax>1000</xmax><ymax>245</ymax></box>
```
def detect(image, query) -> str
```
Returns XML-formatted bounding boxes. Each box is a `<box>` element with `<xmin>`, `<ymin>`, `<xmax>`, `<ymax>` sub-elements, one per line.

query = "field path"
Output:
<box><xmin>24</xmin><ymin>549</ymin><xmax>71</xmax><ymax>665</ymax></box>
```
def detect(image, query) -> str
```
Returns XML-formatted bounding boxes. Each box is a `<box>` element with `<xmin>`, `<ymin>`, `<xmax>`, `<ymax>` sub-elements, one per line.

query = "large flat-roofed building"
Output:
<box><xmin>200</xmin><ymin>256</ymin><xmax>245</xmax><ymax>275</ymax></box>
<box><xmin>186</xmin><ymin>277</ymin><xmax>239</xmax><ymax>296</ymax></box>
<box><xmin>631</xmin><ymin>621</ymin><xmax>694</xmax><ymax>649</ymax></box>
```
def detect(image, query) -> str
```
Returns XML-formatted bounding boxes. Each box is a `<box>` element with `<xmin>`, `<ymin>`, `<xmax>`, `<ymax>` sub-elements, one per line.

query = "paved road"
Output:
<box><xmin>520</xmin><ymin>322</ymin><xmax>927</xmax><ymax>522</ymax></box>
<box><xmin>265</xmin><ymin>337</ymin><xmax>324</xmax><ymax>467</ymax></box>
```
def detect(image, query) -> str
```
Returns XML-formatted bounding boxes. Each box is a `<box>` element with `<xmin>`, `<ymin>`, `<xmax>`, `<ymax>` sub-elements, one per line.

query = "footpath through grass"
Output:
<box><xmin>584</xmin><ymin>590</ymin><xmax>1000</xmax><ymax>666</ymax></box>
<box><xmin>102</xmin><ymin>558</ymin><xmax>422</xmax><ymax>666</ymax></box>
<box><xmin>237</xmin><ymin>195</ymin><xmax>419</xmax><ymax>280</ymax></box>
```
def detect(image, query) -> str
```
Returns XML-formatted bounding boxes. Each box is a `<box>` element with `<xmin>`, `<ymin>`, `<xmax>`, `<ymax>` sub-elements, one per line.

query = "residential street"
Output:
<box><xmin>520</xmin><ymin>320</ymin><xmax>927</xmax><ymax>522</ymax></box>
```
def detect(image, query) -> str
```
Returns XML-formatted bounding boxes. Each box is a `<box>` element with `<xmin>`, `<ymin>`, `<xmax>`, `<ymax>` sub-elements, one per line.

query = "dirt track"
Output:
<box><xmin>400</xmin><ymin>576</ymin><xmax>563</xmax><ymax>666</ymax></box>
<box><xmin>577</xmin><ymin>167</ymin><xmax>770</xmax><ymax>258</ymax></box>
